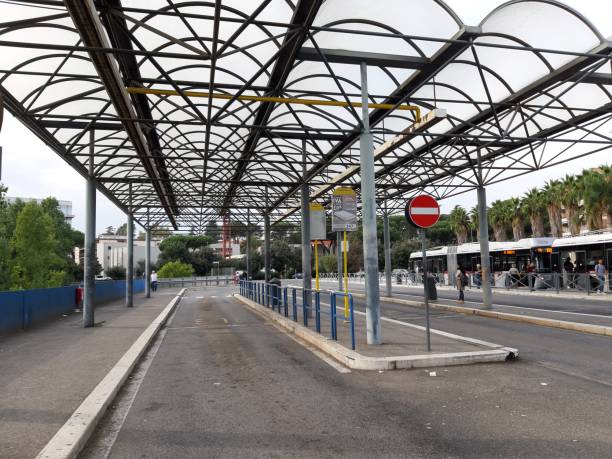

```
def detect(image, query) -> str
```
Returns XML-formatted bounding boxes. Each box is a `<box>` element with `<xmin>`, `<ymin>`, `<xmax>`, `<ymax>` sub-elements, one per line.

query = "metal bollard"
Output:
<box><xmin>303</xmin><ymin>289</ymin><xmax>309</xmax><ymax>328</ymax></box>
<box><xmin>315</xmin><ymin>291</ymin><xmax>321</xmax><ymax>333</ymax></box>
<box><xmin>349</xmin><ymin>294</ymin><xmax>355</xmax><ymax>350</ymax></box>
<box><xmin>330</xmin><ymin>293</ymin><xmax>337</xmax><ymax>340</ymax></box>
<box><xmin>283</xmin><ymin>287</ymin><xmax>288</xmax><ymax>317</ymax></box>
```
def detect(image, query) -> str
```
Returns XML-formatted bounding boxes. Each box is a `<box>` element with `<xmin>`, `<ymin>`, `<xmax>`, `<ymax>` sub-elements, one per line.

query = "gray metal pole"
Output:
<box><xmin>477</xmin><ymin>186</ymin><xmax>493</xmax><ymax>309</ymax></box>
<box><xmin>301</xmin><ymin>139</ymin><xmax>312</xmax><ymax>315</ymax></box>
<box><xmin>420</xmin><ymin>230</ymin><xmax>431</xmax><ymax>351</ymax></box>
<box><xmin>337</xmin><ymin>232</ymin><xmax>342</xmax><ymax>291</ymax></box>
<box><xmin>246</xmin><ymin>209</ymin><xmax>251</xmax><ymax>280</ymax></box>
<box><xmin>126</xmin><ymin>183</ymin><xmax>134</xmax><ymax>307</ymax></box>
<box><xmin>83</xmin><ymin>129</ymin><xmax>96</xmax><ymax>328</ymax></box>
<box><xmin>383</xmin><ymin>211</ymin><xmax>392</xmax><ymax>298</ymax></box>
<box><xmin>145</xmin><ymin>225</ymin><xmax>151</xmax><ymax>299</ymax></box>
<box><xmin>264</xmin><ymin>212</ymin><xmax>271</xmax><ymax>283</ymax></box>
<box><xmin>360</xmin><ymin>62</ymin><xmax>381</xmax><ymax>345</ymax></box>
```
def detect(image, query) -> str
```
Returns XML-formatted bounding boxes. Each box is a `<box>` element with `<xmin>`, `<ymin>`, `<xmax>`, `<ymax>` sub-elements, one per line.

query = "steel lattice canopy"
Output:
<box><xmin>0</xmin><ymin>0</ymin><xmax>610</xmax><ymax>230</ymax></box>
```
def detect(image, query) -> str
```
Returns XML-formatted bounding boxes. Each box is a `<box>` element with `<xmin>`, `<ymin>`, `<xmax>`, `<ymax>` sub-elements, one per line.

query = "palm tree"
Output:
<box><xmin>508</xmin><ymin>197</ymin><xmax>525</xmax><ymax>240</ymax></box>
<box><xmin>522</xmin><ymin>188</ymin><xmax>546</xmax><ymax>237</ymax></box>
<box><xmin>601</xmin><ymin>165</ymin><xmax>612</xmax><ymax>229</ymax></box>
<box><xmin>560</xmin><ymin>174</ymin><xmax>582</xmax><ymax>236</ymax></box>
<box><xmin>449</xmin><ymin>205</ymin><xmax>470</xmax><ymax>244</ymax></box>
<box><xmin>581</xmin><ymin>170</ymin><xmax>605</xmax><ymax>231</ymax></box>
<box><xmin>469</xmin><ymin>206</ymin><xmax>480</xmax><ymax>241</ymax></box>
<box><xmin>542</xmin><ymin>180</ymin><xmax>564</xmax><ymax>237</ymax></box>
<box><xmin>488</xmin><ymin>200</ymin><xmax>510</xmax><ymax>241</ymax></box>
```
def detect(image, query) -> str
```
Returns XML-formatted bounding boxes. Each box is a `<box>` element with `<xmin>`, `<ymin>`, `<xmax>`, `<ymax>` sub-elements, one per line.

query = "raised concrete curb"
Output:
<box><xmin>36</xmin><ymin>289</ymin><xmax>186</xmax><ymax>459</ymax></box>
<box><xmin>234</xmin><ymin>294</ymin><xmax>517</xmax><ymax>371</ymax></box>
<box><xmin>357</xmin><ymin>293</ymin><xmax>612</xmax><ymax>338</ymax></box>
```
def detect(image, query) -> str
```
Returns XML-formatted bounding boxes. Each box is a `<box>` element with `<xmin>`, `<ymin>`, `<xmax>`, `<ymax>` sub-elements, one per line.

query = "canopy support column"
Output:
<box><xmin>83</xmin><ymin>128</ymin><xmax>96</xmax><ymax>328</ymax></box>
<box><xmin>126</xmin><ymin>182</ymin><xmax>134</xmax><ymax>308</ymax></box>
<box><xmin>383</xmin><ymin>207</ymin><xmax>392</xmax><ymax>298</ymax></box>
<box><xmin>246</xmin><ymin>209</ymin><xmax>251</xmax><ymax>280</ymax></box>
<box><xmin>264</xmin><ymin>212</ymin><xmax>271</xmax><ymax>283</ymax></box>
<box><xmin>145</xmin><ymin>211</ymin><xmax>151</xmax><ymax>299</ymax></box>
<box><xmin>337</xmin><ymin>232</ymin><xmax>343</xmax><ymax>291</ymax></box>
<box><xmin>301</xmin><ymin>139</ymin><xmax>312</xmax><ymax>316</ymax></box>
<box><xmin>360</xmin><ymin>62</ymin><xmax>381</xmax><ymax>345</ymax></box>
<box><xmin>477</xmin><ymin>149</ymin><xmax>492</xmax><ymax>310</ymax></box>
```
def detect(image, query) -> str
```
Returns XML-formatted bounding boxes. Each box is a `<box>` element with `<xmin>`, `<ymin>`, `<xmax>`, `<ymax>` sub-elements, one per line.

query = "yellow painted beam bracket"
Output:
<box><xmin>126</xmin><ymin>86</ymin><xmax>421</xmax><ymax>121</ymax></box>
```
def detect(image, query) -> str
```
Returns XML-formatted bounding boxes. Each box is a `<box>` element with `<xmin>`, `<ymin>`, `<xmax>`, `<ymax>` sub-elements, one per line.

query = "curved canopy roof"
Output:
<box><xmin>1</xmin><ymin>0</ymin><xmax>610</xmax><ymax>230</ymax></box>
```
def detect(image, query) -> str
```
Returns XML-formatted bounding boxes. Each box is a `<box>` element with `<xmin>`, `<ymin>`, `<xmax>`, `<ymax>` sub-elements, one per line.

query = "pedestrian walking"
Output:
<box><xmin>595</xmin><ymin>259</ymin><xmax>606</xmax><ymax>294</ymax></box>
<box><xmin>151</xmin><ymin>270</ymin><xmax>158</xmax><ymax>292</ymax></box>
<box><xmin>474</xmin><ymin>264</ymin><xmax>482</xmax><ymax>288</ymax></box>
<box><xmin>508</xmin><ymin>263</ymin><xmax>520</xmax><ymax>288</ymax></box>
<box><xmin>455</xmin><ymin>266</ymin><xmax>466</xmax><ymax>304</ymax></box>
<box><xmin>563</xmin><ymin>257</ymin><xmax>574</xmax><ymax>289</ymax></box>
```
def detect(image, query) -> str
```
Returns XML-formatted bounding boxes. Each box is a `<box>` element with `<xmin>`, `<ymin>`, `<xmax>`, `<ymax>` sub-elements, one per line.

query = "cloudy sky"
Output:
<box><xmin>0</xmin><ymin>0</ymin><xmax>610</xmax><ymax>234</ymax></box>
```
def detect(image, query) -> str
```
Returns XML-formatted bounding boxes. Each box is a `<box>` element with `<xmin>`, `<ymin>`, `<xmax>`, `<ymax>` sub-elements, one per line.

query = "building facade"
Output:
<box><xmin>96</xmin><ymin>234</ymin><xmax>161</xmax><ymax>274</ymax></box>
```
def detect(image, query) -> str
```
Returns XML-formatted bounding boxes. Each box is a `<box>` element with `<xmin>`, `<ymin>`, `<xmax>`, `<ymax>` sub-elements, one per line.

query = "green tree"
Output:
<box><xmin>581</xmin><ymin>170</ymin><xmax>605</xmax><ymax>231</ymax></box>
<box><xmin>522</xmin><ymin>188</ymin><xmax>546</xmax><ymax>237</ymax></box>
<box><xmin>157</xmin><ymin>261</ymin><xmax>194</xmax><ymax>278</ymax></box>
<box><xmin>508</xmin><ymin>197</ymin><xmax>525</xmax><ymax>241</ymax></box>
<box><xmin>449</xmin><ymin>205</ymin><xmax>470</xmax><ymax>244</ymax></box>
<box><xmin>10</xmin><ymin>202</ymin><xmax>64</xmax><ymax>289</ymax></box>
<box><xmin>489</xmin><ymin>200</ymin><xmax>510</xmax><ymax>241</ymax></box>
<box><xmin>560</xmin><ymin>174</ymin><xmax>582</xmax><ymax>236</ymax></box>
<box><xmin>115</xmin><ymin>223</ymin><xmax>127</xmax><ymax>236</ymax></box>
<box><xmin>542</xmin><ymin>180</ymin><xmax>564</xmax><ymax>237</ymax></box>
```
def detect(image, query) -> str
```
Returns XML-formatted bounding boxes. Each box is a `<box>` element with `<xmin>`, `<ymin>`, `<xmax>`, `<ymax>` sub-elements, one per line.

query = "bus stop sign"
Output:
<box><xmin>405</xmin><ymin>195</ymin><xmax>440</xmax><ymax>228</ymax></box>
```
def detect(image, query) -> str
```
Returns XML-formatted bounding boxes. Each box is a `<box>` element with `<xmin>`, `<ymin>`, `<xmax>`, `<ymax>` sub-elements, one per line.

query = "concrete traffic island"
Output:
<box><xmin>234</xmin><ymin>294</ymin><xmax>518</xmax><ymax>371</ymax></box>
<box><xmin>367</xmin><ymin>293</ymin><xmax>612</xmax><ymax>337</ymax></box>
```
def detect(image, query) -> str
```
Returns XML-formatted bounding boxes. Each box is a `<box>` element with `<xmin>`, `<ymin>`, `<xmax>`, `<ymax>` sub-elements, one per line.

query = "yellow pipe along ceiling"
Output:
<box><xmin>126</xmin><ymin>86</ymin><xmax>421</xmax><ymax>121</ymax></box>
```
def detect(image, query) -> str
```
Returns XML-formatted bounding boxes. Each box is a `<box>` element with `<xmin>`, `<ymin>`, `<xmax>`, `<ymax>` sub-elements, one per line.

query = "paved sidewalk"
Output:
<box><xmin>0</xmin><ymin>289</ymin><xmax>180</xmax><ymax>459</ymax></box>
<box><xmin>317</xmin><ymin>278</ymin><xmax>611</xmax><ymax>301</ymax></box>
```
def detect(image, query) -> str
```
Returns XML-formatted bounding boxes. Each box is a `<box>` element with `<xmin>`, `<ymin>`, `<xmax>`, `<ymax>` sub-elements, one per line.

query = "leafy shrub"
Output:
<box><xmin>157</xmin><ymin>261</ymin><xmax>194</xmax><ymax>279</ymax></box>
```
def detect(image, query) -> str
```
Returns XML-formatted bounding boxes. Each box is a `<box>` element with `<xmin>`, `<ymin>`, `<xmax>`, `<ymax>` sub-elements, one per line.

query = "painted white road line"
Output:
<box><xmin>266</xmin><ymin>318</ymin><xmax>351</xmax><ymax>374</ymax></box>
<box><xmin>81</xmin><ymin>302</ymin><xmax>181</xmax><ymax>459</ymax></box>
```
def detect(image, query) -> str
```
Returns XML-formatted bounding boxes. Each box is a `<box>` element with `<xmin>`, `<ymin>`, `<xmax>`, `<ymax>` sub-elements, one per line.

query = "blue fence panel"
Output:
<box><xmin>25</xmin><ymin>286</ymin><xmax>76</xmax><ymax>327</ymax></box>
<box><xmin>0</xmin><ymin>291</ymin><xmax>25</xmax><ymax>335</ymax></box>
<box><xmin>1</xmin><ymin>279</ymin><xmax>146</xmax><ymax>336</ymax></box>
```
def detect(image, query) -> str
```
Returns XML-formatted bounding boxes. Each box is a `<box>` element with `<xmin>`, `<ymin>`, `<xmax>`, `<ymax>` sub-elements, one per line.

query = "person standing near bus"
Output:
<box><xmin>456</xmin><ymin>266</ymin><xmax>465</xmax><ymax>304</ymax></box>
<box><xmin>595</xmin><ymin>259</ymin><xmax>606</xmax><ymax>294</ymax></box>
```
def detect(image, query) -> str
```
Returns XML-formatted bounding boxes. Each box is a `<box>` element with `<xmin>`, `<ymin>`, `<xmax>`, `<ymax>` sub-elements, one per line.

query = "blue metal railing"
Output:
<box><xmin>240</xmin><ymin>280</ymin><xmax>356</xmax><ymax>350</ymax></box>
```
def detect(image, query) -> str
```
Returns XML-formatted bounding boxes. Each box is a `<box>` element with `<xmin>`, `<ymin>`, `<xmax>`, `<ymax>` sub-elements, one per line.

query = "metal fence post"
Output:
<box><xmin>315</xmin><ymin>291</ymin><xmax>321</xmax><ymax>333</ymax></box>
<box><xmin>330</xmin><ymin>293</ymin><xmax>337</xmax><ymax>340</ymax></box>
<box><xmin>349</xmin><ymin>294</ymin><xmax>356</xmax><ymax>351</ymax></box>
<box><xmin>303</xmin><ymin>288</ymin><xmax>309</xmax><ymax>327</ymax></box>
<box><xmin>292</xmin><ymin>288</ymin><xmax>297</xmax><ymax>321</ymax></box>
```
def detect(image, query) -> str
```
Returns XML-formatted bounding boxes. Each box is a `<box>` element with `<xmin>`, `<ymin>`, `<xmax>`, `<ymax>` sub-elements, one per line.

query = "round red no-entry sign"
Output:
<box><xmin>405</xmin><ymin>195</ymin><xmax>440</xmax><ymax>228</ymax></box>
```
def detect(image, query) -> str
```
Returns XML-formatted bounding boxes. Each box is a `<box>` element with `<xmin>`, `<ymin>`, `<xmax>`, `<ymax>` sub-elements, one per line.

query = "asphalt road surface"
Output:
<box><xmin>318</xmin><ymin>279</ymin><xmax>612</xmax><ymax>317</ymax></box>
<box><xmin>82</xmin><ymin>285</ymin><xmax>612</xmax><ymax>458</ymax></box>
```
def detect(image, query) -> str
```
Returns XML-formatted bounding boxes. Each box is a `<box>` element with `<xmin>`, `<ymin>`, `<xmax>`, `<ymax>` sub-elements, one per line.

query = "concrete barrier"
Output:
<box><xmin>36</xmin><ymin>288</ymin><xmax>185</xmax><ymax>459</ymax></box>
<box><xmin>234</xmin><ymin>294</ymin><xmax>517</xmax><ymax>371</ymax></box>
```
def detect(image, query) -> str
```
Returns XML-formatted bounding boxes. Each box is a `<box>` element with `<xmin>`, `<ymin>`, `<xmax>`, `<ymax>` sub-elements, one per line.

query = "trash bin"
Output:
<box><xmin>425</xmin><ymin>275</ymin><xmax>437</xmax><ymax>301</ymax></box>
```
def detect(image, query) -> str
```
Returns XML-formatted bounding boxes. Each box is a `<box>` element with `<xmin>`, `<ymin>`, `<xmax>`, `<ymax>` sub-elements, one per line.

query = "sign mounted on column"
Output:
<box><xmin>405</xmin><ymin>194</ymin><xmax>440</xmax><ymax>229</ymax></box>
<box><xmin>332</xmin><ymin>187</ymin><xmax>357</xmax><ymax>231</ymax></box>
<box><xmin>309</xmin><ymin>203</ymin><xmax>326</xmax><ymax>241</ymax></box>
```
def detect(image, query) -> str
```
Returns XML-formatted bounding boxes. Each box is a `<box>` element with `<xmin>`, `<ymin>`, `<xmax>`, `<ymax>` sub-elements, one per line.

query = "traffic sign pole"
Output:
<box><xmin>405</xmin><ymin>194</ymin><xmax>440</xmax><ymax>352</ymax></box>
<box><xmin>420</xmin><ymin>229</ymin><xmax>431</xmax><ymax>352</ymax></box>
<box><xmin>343</xmin><ymin>230</ymin><xmax>349</xmax><ymax>320</ymax></box>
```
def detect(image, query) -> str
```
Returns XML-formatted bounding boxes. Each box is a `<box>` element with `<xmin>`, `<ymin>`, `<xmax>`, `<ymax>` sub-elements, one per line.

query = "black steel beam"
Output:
<box><xmin>375</xmin><ymin>41</ymin><xmax>612</xmax><ymax>180</ymax></box>
<box><xmin>297</xmin><ymin>47</ymin><xmax>429</xmax><ymax>69</ymax></box>
<box><xmin>269</xmin><ymin>26</ymin><xmax>481</xmax><ymax>214</ymax></box>
<box><xmin>64</xmin><ymin>0</ymin><xmax>178</xmax><ymax>228</ymax></box>
<box><xmin>220</xmin><ymin>0</ymin><xmax>323</xmax><ymax>212</ymax></box>
<box><xmin>567</xmin><ymin>71</ymin><xmax>612</xmax><ymax>85</ymax></box>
